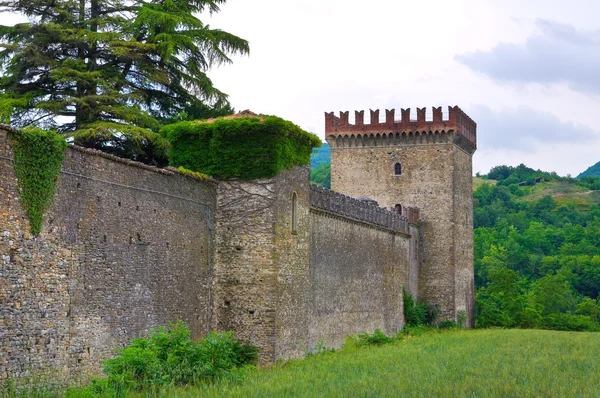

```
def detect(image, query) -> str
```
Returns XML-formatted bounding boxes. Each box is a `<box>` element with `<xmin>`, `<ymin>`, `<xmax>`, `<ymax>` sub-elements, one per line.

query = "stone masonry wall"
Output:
<box><xmin>453</xmin><ymin>147</ymin><xmax>475</xmax><ymax>326</ymax></box>
<box><xmin>329</xmin><ymin>133</ymin><xmax>462</xmax><ymax>320</ymax></box>
<box><xmin>307</xmin><ymin>209</ymin><xmax>411</xmax><ymax>349</ymax></box>
<box><xmin>212</xmin><ymin>173</ymin><xmax>281</xmax><ymax>363</ymax></box>
<box><xmin>0</xmin><ymin>127</ymin><xmax>216</xmax><ymax>381</ymax></box>
<box><xmin>1</xmin><ymin>122</ymin><xmax>429</xmax><ymax>378</ymax></box>
<box><xmin>213</xmin><ymin>167</ymin><xmax>416</xmax><ymax>360</ymax></box>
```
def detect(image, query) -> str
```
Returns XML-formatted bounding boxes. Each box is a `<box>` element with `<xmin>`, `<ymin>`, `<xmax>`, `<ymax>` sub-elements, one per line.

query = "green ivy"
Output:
<box><xmin>10</xmin><ymin>128</ymin><xmax>67</xmax><ymax>235</ymax></box>
<box><xmin>162</xmin><ymin>115</ymin><xmax>322</xmax><ymax>180</ymax></box>
<box><xmin>177</xmin><ymin>166</ymin><xmax>211</xmax><ymax>181</ymax></box>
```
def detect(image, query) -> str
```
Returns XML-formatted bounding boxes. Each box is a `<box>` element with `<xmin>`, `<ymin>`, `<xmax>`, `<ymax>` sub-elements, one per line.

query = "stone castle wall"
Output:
<box><xmin>326</xmin><ymin>106</ymin><xmax>476</xmax><ymax>325</ymax></box>
<box><xmin>452</xmin><ymin>147</ymin><xmax>475</xmax><ymax>326</ymax></box>
<box><xmin>329</xmin><ymin>137</ymin><xmax>456</xmax><ymax>317</ymax></box>
<box><xmin>0</xmin><ymin>103</ymin><xmax>474</xmax><ymax>381</ymax></box>
<box><xmin>211</xmin><ymin>168</ymin><xmax>310</xmax><ymax>363</ymax></box>
<box><xmin>0</xmin><ymin>127</ymin><xmax>216</xmax><ymax>381</ymax></box>
<box><xmin>211</xmin><ymin>168</ymin><xmax>416</xmax><ymax>360</ymax></box>
<box><xmin>306</xmin><ymin>208</ymin><xmax>413</xmax><ymax>350</ymax></box>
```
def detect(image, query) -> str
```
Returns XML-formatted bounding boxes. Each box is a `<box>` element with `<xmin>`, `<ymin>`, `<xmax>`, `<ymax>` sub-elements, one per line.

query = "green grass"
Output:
<box><xmin>474</xmin><ymin>178</ymin><xmax>600</xmax><ymax>211</ymax></box>
<box><xmin>158</xmin><ymin>329</ymin><xmax>600</xmax><ymax>397</ymax></box>
<box><xmin>473</xmin><ymin>177</ymin><xmax>497</xmax><ymax>190</ymax></box>
<box><xmin>518</xmin><ymin>181</ymin><xmax>600</xmax><ymax>211</ymax></box>
<box><xmin>7</xmin><ymin>329</ymin><xmax>599</xmax><ymax>397</ymax></box>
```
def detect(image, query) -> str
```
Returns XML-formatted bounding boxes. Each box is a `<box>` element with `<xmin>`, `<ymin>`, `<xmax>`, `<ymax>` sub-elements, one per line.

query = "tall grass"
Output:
<box><xmin>193</xmin><ymin>329</ymin><xmax>600</xmax><ymax>397</ymax></box>
<box><xmin>4</xmin><ymin>329</ymin><xmax>598</xmax><ymax>397</ymax></box>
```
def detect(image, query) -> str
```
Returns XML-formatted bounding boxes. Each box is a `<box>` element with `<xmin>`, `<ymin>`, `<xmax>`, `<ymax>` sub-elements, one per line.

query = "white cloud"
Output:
<box><xmin>456</xmin><ymin>20</ymin><xmax>600</xmax><ymax>95</ymax></box>
<box><xmin>3</xmin><ymin>1</ymin><xmax>600</xmax><ymax>176</ymax></box>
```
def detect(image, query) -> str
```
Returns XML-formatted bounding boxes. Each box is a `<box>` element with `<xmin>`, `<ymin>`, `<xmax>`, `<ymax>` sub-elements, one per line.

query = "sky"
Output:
<box><xmin>3</xmin><ymin>0</ymin><xmax>600</xmax><ymax>176</ymax></box>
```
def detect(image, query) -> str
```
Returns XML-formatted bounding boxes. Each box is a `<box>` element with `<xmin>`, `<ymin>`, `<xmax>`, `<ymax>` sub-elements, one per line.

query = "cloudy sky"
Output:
<box><xmin>4</xmin><ymin>0</ymin><xmax>600</xmax><ymax>176</ymax></box>
<box><xmin>202</xmin><ymin>0</ymin><xmax>600</xmax><ymax>176</ymax></box>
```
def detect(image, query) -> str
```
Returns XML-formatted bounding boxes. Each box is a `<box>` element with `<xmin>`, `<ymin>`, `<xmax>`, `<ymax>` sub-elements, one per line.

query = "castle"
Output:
<box><xmin>0</xmin><ymin>106</ymin><xmax>476</xmax><ymax>381</ymax></box>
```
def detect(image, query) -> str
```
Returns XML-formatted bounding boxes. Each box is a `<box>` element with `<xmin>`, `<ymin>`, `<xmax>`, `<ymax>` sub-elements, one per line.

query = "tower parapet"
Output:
<box><xmin>325</xmin><ymin>106</ymin><xmax>476</xmax><ymax>152</ymax></box>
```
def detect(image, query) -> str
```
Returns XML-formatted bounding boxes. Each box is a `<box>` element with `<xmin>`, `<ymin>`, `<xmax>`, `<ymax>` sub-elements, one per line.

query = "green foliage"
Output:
<box><xmin>578</xmin><ymin>160</ymin><xmax>600</xmax><ymax>179</ymax></box>
<box><xmin>345</xmin><ymin>329</ymin><xmax>394</xmax><ymax>347</ymax></box>
<box><xmin>310</xmin><ymin>162</ymin><xmax>331</xmax><ymax>188</ymax></box>
<box><xmin>0</xmin><ymin>374</ymin><xmax>63</xmax><ymax>398</ymax></box>
<box><xmin>67</xmin><ymin>321</ymin><xmax>258</xmax><ymax>396</ymax></box>
<box><xmin>309</xmin><ymin>143</ymin><xmax>331</xmax><ymax>187</ymax></box>
<box><xmin>162</xmin><ymin>116</ymin><xmax>321</xmax><ymax>180</ymax></box>
<box><xmin>310</xmin><ymin>142</ymin><xmax>330</xmax><ymax>168</ymax></box>
<box><xmin>403</xmin><ymin>289</ymin><xmax>438</xmax><ymax>327</ymax></box>
<box><xmin>302</xmin><ymin>340</ymin><xmax>335</xmax><ymax>357</ymax></box>
<box><xmin>474</xmin><ymin>164</ymin><xmax>600</xmax><ymax>331</ymax></box>
<box><xmin>0</xmin><ymin>0</ymin><xmax>249</xmax><ymax>165</ymax></box>
<box><xmin>196</xmin><ymin>329</ymin><xmax>600</xmax><ymax>397</ymax></box>
<box><xmin>485</xmin><ymin>163</ymin><xmax>600</xmax><ymax>191</ymax></box>
<box><xmin>176</xmin><ymin>167</ymin><xmax>211</xmax><ymax>181</ymax></box>
<box><xmin>437</xmin><ymin>320</ymin><xmax>457</xmax><ymax>329</ymax></box>
<box><xmin>10</xmin><ymin>128</ymin><xmax>67</xmax><ymax>235</ymax></box>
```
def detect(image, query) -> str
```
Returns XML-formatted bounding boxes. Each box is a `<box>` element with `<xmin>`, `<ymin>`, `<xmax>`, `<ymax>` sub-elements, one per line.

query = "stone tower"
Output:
<box><xmin>325</xmin><ymin>106</ymin><xmax>476</xmax><ymax>326</ymax></box>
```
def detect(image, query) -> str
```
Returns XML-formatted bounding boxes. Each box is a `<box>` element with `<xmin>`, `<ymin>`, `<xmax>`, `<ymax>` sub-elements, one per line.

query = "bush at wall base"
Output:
<box><xmin>66</xmin><ymin>321</ymin><xmax>258</xmax><ymax>396</ymax></box>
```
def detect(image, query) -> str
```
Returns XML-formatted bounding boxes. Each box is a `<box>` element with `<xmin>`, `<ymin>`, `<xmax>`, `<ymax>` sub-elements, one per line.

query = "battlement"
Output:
<box><xmin>399</xmin><ymin>206</ymin><xmax>420</xmax><ymax>224</ymax></box>
<box><xmin>309</xmin><ymin>185</ymin><xmax>417</xmax><ymax>234</ymax></box>
<box><xmin>325</xmin><ymin>106</ymin><xmax>476</xmax><ymax>150</ymax></box>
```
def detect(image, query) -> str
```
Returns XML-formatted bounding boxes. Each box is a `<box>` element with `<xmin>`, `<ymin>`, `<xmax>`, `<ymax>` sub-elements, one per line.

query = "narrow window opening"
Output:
<box><xmin>291</xmin><ymin>192</ymin><xmax>298</xmax><ymax>234</ymax></box>
<box><xmin>394</xmin><ymin>163</ymin><xmax>402</xmax><ymax>175</ymax></box>
<box><xmin>394</xmin><ymin>204</ymin><xmax>402</xmax><ymax>215</ymax></box>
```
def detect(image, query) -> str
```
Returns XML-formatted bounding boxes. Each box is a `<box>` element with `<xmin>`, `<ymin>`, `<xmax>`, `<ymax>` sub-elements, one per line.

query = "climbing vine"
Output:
<box><xmin>10</xmin><ymin>128</ymin><xmax>67</xmax><ymax>235</ymax></box>
<box><xmin>177</xmin><ymin>166</ymin><xmax>211</xmax><ymax>181</ymax></box>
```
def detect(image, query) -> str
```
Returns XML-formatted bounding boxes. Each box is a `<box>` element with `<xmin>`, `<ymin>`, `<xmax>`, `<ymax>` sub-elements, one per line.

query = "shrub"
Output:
<box><xmin>403</xmin><ymin>289</ymin><xmax>438</xmax><ymax>327</ymax></box>
<box><xmin>542</xmin><ymin>313</ymin><xmax>599</xmax><ymax>332</ymax></box>
<box><xmin>437</xmin><ymin>320</ymin><xmax>457</xmax><ymax>329</ymax></box>
<box><xmin>346</xmin><ymin>329</ymin><xmax>394</xmax><ymax>347</ymax></box>
<box><xmin>67</xmin><ymin>322</ymin><xmax>258</xmax><ymax>396</ymax></box>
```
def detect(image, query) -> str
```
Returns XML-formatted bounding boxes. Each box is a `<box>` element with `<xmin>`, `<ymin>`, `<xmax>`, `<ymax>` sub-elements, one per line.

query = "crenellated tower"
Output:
<box><xmin>325</xmin><ymin>106</ymin><xmax>476</xmax><ymax>326</ymax></box>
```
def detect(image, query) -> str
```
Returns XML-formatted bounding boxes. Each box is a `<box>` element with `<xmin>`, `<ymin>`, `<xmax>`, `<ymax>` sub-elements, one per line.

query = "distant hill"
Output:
<box><xmin>310</xmin><ymin>142</ymin><xmax>330</xmax><ymax>168</ymax></box>
<box><xmin>474</xmin><ymin>176</ymin><xmax>600</xmax><ymax>211</ymax></box>
<box><xmin>578</xmin><ymin>161</ymin><xmax>600</xmax><ymax>179</ymax></box>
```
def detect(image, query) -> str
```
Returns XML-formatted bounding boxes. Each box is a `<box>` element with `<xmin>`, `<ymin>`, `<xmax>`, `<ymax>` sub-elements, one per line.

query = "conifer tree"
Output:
<box><xmin>0</xmin><ymin>0</ymin><xmax>248</xmax><ymax>165</ymax></box>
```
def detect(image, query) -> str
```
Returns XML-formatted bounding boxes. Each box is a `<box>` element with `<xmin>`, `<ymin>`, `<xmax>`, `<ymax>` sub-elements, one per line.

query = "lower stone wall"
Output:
<box><xmin>304</xmin><ymin>210</ymin><xmax>411</xmax><ymax>349</ymax></box>
<box><xmin>212</xmin><ymin>170</ymin><xmax>417</xmax><ymax>360</ymax></box>
<box><xmin>273</xmin><ymin>180</ymin><xmax>416</xmax><ymax>357</ymax></box>
<box><xmin>0</xmin><ymin>127</ymin><xmax>216</xmax><ymax>381</ymax></box>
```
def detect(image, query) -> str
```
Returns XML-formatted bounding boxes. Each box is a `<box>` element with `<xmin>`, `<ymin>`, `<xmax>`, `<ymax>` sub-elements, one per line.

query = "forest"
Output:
<box><xmin>311</xmin><ymin>159</ymin><xmax>600</xmax><ymax>331</ymax></box>
<box><xmin>473</xmin><ymin>165</ymin><xmax>600</xmax><ymax>330</ymax></box>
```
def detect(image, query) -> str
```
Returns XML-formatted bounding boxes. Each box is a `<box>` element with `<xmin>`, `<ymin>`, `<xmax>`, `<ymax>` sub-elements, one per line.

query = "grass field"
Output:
<box><xmin>519</xmin><ymin>181</ymin><xmax>600</xmax><ymax>211</ymax></box>
<box><xmin>6</xmin><ymin>329</ymin><xmax>599</xmax><ymax>397</ymax></box>
<box><xmin>472</xmin><ymin>177</ymin><xmax>497</xmax><ymax>190</ymax></box>
<box><xmin>146</xmin><ymin>329</ymin><xmax>600</xmax><ymax>398</ymax></box>
<box><xmin>472</xmin><ymin>177</ymin><xmax>600</xmax><ymax>211</ymax></box>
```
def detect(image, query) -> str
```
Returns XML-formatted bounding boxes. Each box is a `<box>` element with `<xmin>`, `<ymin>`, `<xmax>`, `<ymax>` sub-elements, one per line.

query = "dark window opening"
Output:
<box><xmin>292</xmin><ymin>192</ymin><xmax>298</xmax><ymax>234</ymax></box>
<box><xmin>394</xmin><ymin>163</ymin><xmax>402</xmax><ymax>175</ymax></box>
<box><xmin>394</xmin><ymin>204</ymin><xmax>402</xmax><ymax>215</ymax></box>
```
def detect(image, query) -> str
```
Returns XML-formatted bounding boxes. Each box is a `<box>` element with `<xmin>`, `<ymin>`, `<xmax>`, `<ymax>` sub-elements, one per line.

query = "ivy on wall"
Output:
<box><xmin>10</xmin><ymin>128</ymin><xmax>67</xmax><ymax>235</ymax></box>
<box><xmin>162</xmin><ymin>115</ymin><xmax>322</xmax><ymax>180</ymax></box>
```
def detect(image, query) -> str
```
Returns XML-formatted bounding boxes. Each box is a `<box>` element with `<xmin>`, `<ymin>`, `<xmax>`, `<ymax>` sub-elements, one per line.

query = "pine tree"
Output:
<box><xmin>0</xmin><ymin>0</ymin><xmax>248</xmax><ymax>165</ymax></box>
